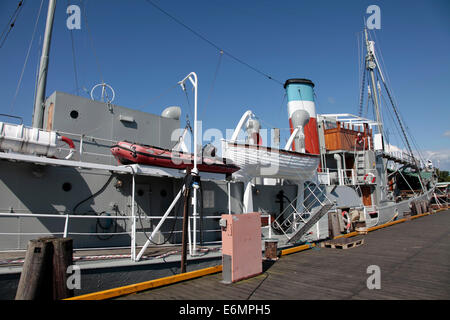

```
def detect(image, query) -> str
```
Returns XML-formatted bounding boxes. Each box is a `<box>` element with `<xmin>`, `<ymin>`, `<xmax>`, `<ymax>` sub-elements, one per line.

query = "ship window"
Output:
<box><xmin>160</xmin><ymin>189</ymin><xmax>167</xmax><ymax>197</ymax></box>
<box><xmin>70</xmin><ymin>110</ymin><xmax>79</xmax><ymax>119</ymax></box>
<box><xmin>137</xmin><ymin>189</ymin><xmax>144</xmax><ymax>197</ymax></box>
<box><xmin>62</xmin><ymin>182</ymin><xmax>72</xmax><ymax>192</ymax></box>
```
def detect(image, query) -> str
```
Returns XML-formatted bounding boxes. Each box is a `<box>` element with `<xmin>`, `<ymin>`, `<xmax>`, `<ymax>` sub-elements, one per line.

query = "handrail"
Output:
<box><xmin>54</xmin><ymin>130</ymin><xmax>118</xmax><ymax>162</ymax></box>
<box><xmin>318</xmin><ymin>168</ymin><xmax>378</xmax><ymax>186</ymax></box>
<box><xmin>0</xmin><ymin>212</ymin><xmax>272</xmax><ymax>252</ymax></box>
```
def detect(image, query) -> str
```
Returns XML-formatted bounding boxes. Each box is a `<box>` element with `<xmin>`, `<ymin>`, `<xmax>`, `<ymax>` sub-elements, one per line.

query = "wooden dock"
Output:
<box><xmin>118</xmin><ymin>209</ymin><xmax>450</xmax><ymax>300</ymax></box>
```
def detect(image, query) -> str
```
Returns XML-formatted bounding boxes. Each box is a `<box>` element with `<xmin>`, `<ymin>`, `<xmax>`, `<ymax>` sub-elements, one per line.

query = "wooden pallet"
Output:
<box><xmin>320</xmin><ymin>236</ymin><xmax>365</xmax><ymax>250</ymax></box>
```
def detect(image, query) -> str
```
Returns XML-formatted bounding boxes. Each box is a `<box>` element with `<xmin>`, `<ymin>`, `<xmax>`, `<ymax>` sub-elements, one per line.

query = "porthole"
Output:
<box><xmin>70</xmin><ymin>110</ymin><xmax>79</xmax><ymax>119</ymax></box>
<box><xmin>137</xmin><ymin>189</ymin><xmax>144</xmax><ymax>197</ymax></box>
<box><xmin>62</xmin><ymin>182</ymin><xmax>72</xmax><ymax>192</ymax></box>
<box><xmin>160</xmin><ymin>189</ymin><xmax>167</xmax><ymax>197</ymax></box>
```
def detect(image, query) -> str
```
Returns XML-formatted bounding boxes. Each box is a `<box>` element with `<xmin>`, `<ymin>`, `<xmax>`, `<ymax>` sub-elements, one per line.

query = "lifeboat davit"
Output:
<box><xmin>111</xmin><ymin>141</ymin><xmax>240</xmax><ymax>174</ymax></box>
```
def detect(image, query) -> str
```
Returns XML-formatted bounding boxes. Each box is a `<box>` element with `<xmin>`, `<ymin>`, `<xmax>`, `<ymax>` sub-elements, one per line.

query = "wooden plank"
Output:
<box><xmin>320</xmin><ymin>237</ymin><xmax>364</xmax><ymax>249</ymax></box>
<box><xmin>66</xmin><ymin>265</ymin><xmax>222</xmax><ymax>300</ymax></box>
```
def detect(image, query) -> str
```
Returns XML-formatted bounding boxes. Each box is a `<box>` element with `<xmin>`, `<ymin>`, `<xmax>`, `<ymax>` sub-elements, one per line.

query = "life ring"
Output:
<box><xmin>364</xmin><ymin>172</ymin><xmax>376</xmax><ymax>184</ymax></box>
<box><xmin>342</xmin><ymin>210</ymin><xmax>351</xmax><ymax>231</ymax></box>
<box><xmin>58</xmin><ymin>136</ymin><xmax>76</xmax><ymax>160</ymax></box>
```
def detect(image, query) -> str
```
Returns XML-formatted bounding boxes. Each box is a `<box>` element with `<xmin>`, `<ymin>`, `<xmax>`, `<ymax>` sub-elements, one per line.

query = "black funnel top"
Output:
<box><xmin>283</xmin><ymin>78</ymin><xmax>315</xmax><ymax>89</ymax></box>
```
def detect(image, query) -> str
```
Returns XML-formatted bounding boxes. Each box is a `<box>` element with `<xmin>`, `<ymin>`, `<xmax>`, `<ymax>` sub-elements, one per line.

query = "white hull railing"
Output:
<box><xmin>318</xmin><ymin>168</ymin><xmax>378</xmax><ymax>186</ymax></box>
<box><xmin>384</xmin><ymin>149</ymin><xmax>418</xmax><ymax>166</ymax></box>
<box><xmin>0</xmin><ymin>212</ymin><xmax>273</xmax><ymax>255</ymax></box>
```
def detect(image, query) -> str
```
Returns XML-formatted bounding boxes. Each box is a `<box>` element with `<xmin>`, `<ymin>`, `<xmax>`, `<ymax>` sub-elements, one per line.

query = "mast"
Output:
<box><xmin>32</xmin><ymin>0</ymin><xmax>57</xmax><ymax>129</ymax></box>
<box><xmin>364</xmin><ymin>28</ymin><xmax>384</xmax><ymax>151</ymax></box>
<box><xmin>363</xmin><ymin>28</ymin><xmax>425</xmax><ymax>192</ymax></box>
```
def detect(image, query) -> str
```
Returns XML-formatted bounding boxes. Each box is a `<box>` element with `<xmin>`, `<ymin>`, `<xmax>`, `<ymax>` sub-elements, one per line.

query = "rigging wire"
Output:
<box><xmin>380</xmin><ymin>92</ymin><xmax>408</xmax><ymax>152</ymax></box>
<box><xmin>363</xmin><ymin>88</ymin><xmax>370</xmax><ymax>119</ymax></box>
<box><xmin>358</xmin><ymin>67</ymin><xmax>367</xmax><ymax>117</ymax></box>
<box><xmin>182</xmin><ymin>84</ymin><xmax>194</xmax><ymax>121</ymax></box>
<box><xmin>9</xmin><ymin>0</ymin><xmax>44</xmax><ymax>113</ymax></box>
<box><xmin>357</xmin><ymin>31</ymin><xmax>363</xmax><ymax>116</ymax></box>
<box><xmin>202</xmin><ymin>50</ymin><xmax>224</xmax><ymax>115</ymax></box>
<box><xmin>143</xmin><ymin>0</ymin><xmax>284</xmax><ymax>86</ymax></box>
<box><xmin>80</xmin><ymin>0</ymin><xmax>103</xmax><ymax>83</ymax></box>
<box><xmin>135</xmin><ymin>82</ymin><xmax>179</xmax><ymax>110</ymax></box>
<box><xmin>278</xmin><ymin>92</ymin><xmax>287</xmax><ymax>123</ymax></box>
<box><xmin>371</xmin><ymin>29</ymin><xmax>426</xmax><ymax>164</ymax></box>
<box><xmin>0</xmin><ymin>0</ymin><xmax>25</xmax><ymax>49</ymax></box>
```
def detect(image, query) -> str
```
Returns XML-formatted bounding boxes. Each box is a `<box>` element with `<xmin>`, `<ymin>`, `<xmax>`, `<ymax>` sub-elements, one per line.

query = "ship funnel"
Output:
<box><xmin>284</xmin><ymin>79</ymin><xmax>319</xmax><ymax>154</ymax></box>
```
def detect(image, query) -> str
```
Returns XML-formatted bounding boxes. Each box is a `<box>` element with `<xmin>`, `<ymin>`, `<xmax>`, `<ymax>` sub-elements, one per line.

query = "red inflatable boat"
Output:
<box><xmin>111</xmin><ymin>141</ymin><xmax>240</xmax><ymax>174</ymax></box>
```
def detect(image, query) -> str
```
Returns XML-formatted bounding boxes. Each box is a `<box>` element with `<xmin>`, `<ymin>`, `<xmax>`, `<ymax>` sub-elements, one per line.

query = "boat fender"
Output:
<box><xmin>341</xmin><ymin>210</ymin><xmax>351</xmax><ymax>231</ymax></box>
<box><xmin>364</xmin><ymin>172</ymin><xmax>376</xmax><ymax>184</ymax></box>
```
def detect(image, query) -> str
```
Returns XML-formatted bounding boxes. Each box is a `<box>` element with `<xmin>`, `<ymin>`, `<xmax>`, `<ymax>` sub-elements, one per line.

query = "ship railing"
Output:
<box><xmin>53</xmin><ymin>130</ymin><xmax>118</xmax><ymax>163</ymax></box>
<box><xmin>0</xmin><ymin>212</ymin><xmax>272</xmax><ymax>255</ymax></box>
<box><xmin>271</xmin><ymin>181</ymin><xmax>335</xmax><ymax>238</ymax></box>
<box><xmin>318</xmin><ymin>168</ymin><xmax>377</xmax><ymax>186</ymax></box>
<box><xmin>383</xmin><ymin>149</ymin><xmax>418</xmax><ymax>165</ymax></box>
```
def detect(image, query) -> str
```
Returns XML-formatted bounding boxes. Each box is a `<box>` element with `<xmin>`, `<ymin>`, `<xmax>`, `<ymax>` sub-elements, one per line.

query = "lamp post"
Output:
<box><xmin>178</xmin><ymin>72</ymin><xmax>199</xmax><ymax>256</ymax></box>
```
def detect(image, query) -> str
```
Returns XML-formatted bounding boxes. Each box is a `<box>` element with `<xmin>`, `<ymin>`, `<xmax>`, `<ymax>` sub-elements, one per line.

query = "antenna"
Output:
<box><xmin>90</xmin><ymin>82</ymin><xmax>115</xmax><ymax>104</ymax></box>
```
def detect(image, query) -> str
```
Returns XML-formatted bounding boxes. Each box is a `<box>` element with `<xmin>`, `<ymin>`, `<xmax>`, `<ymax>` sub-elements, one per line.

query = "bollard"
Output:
<box><xmin>264</xmin><ymin>239</ymin><xmax>279</xmax><ymax>261</ymax></box>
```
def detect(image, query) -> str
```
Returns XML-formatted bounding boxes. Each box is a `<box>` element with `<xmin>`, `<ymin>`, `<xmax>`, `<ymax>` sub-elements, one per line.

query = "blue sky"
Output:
<box><xmin>1</xmin><ymin>0</ymin><xmax>449</xmax><ymax>169</ymax></box>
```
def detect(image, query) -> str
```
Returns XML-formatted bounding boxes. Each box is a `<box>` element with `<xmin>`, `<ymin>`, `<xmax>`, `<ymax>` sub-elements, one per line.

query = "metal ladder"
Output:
<box><xmin>272</xmin><ymin>181</ymin><xmax>335</xmax><ymax>243</ymax></box>
<box><xmin>287</xmin><ymin>202</ymin><xmax>335</xmax><ymax>244</ymax></box>
<box><xmin>355</xmin><ymin>151</ymin><xmax>366</xmax><ymax>184</ymax></box>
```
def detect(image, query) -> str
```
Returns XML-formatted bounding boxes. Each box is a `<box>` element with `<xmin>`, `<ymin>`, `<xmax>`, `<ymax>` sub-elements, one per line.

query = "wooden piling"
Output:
<box><xmin>15</xmin><ymin>238</ymin><xmax>54</xmax><ymax>300</ymax></box>
<box><xmin>15</xmin><ymin>237</ymin><xmax>74</xmax><ymax>300</ymax></box>
<box><xmin>52</xmin><ymin>238</ymin><xmax>74</xmax><ymax>299</ymax></box>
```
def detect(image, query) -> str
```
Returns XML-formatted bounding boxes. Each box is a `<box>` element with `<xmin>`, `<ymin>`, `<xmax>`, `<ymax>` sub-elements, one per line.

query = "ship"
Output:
<box><xmin>0</xmin><ymin>1</ymin><xmax>439</xmax><ymax>298</ymax></box>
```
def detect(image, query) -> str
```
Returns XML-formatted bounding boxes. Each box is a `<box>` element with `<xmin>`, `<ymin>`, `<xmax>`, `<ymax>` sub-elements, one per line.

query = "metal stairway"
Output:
<box><xmin>355</xmin><ymin>151</ymin><xmax>366</xmax><ymax>183</ymax></box>
<box><xmin>287</xmin><ymin>202</ymin><xmax>334</xmax><ymax>244</ymax></box>
<box><xmin>271</xmin><ymin>181</ymin><xmax>336</xmax><ymax>244</ymax></box>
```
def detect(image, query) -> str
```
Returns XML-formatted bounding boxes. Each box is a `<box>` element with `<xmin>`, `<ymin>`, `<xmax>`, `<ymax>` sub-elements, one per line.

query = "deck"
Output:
<box><xmin>118</xmin><ymin>209</ymin><xmax>450</xmax><ymax>300</ymax></box>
